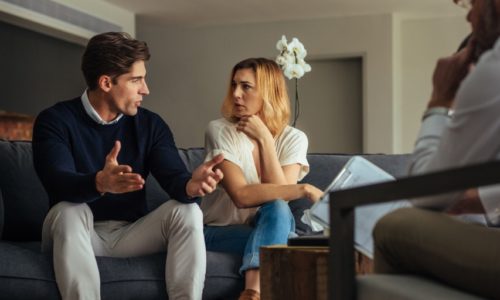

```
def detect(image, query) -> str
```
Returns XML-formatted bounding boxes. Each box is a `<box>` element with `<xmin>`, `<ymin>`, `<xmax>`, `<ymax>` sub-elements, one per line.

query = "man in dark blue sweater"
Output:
<box><xmin>32</xmin><ymin>32</ymin><xmax>223</xmax><ymax>300</ymax></box>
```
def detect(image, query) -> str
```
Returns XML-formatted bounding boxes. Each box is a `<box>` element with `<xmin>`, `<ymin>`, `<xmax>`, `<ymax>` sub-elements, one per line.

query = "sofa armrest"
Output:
<box><xmin>328</xmin><ymin>160</ymin><xmax>500</xmax><ymax>300</ymax></box>
<box><xmin>0</xmin><ymin>187</ymin><xmax>3</xmax><ymax>239</ymax></box>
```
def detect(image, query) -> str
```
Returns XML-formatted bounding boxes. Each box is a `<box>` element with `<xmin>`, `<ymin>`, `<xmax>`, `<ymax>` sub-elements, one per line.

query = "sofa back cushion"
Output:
<box><xmin>0</xmin><ymin>139</ymin><xmax>411</xmax><ymax>240</ymax></box>
<box><xmin>0</xmin><ymin>140</ymin><xmax>49</xmax><ymax>241</ymax></box>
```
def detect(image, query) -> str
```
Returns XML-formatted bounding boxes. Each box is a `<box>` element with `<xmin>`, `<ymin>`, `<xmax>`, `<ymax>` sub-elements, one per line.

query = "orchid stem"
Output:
<box><xmin>293</xmin><ymin>78</ymin><xmax>299</xmax><ymax>127</ymax></box>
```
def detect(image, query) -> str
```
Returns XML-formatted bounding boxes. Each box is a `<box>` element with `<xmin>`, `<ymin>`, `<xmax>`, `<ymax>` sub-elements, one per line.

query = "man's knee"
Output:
<box><xmin>374</xmin><ymin>207</ymin><xmax>417</xmax><ymax>243</ymax></box>
<box><xmin>159</xmin><ymin>200</ymin><xmax>203</xmax><ymax>231</ymax></box>
<box><xmin>373</xmin><ymin>207</ymin><xmax>424</xmax><ymax>273</ymax></box>
<box><xmin>46</xmin><ymin>202</ymin><xmax>93</xmax><ymax>234</ymax></box>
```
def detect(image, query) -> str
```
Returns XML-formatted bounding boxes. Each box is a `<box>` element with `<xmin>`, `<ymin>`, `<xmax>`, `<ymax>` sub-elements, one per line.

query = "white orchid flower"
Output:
<box><xmin>284</xmin><ymin>64</ymin><xmax>305</xmax><ymax>79</ymax></box>
<box><xmin>275</xmin><ymin>35</ymin><xmax>311</xmax><ymax>79</ymax></box>
<box><xmin>276</xmin><ymin>54</ymin><xmax>287</xmax><ymax>66</ymax></box>
<box><xmin>276</xmin><ymin>35</ymin><xmax>288</xmax><ymax>51</ymax></box>
<box><xmin>298</xmin><ymin>59</ymin><xmax>312</xmax><ymax>73</ymax></box>
<box><xmin>289</xmin><ymin>38</ymin><xmax>306</xmax><ymax>58</ymax></box>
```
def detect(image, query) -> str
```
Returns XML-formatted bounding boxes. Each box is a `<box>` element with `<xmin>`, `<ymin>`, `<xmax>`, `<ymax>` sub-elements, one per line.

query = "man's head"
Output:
<box><xmin>82</xmin><ymin>32</ymin><xmax>151</xmax><ymax>117</ymax></box>
<box><xmin>81</xmin><ymin>32</ymin><xmax>150</xmax><ymax>91</ymax></box>
<box><xmin>457</xmin><ymin>0</ymin><xmax>500</xmax><ymax>61</ymax></box>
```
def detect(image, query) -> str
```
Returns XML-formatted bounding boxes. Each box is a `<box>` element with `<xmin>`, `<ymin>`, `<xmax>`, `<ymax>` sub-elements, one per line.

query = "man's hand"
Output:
<box><xmin>95</xmin><ymin>140</ymin><xmax>145</xmax><ymax>194</ymax></box>
<box><xmin>186</xmin><ymin>154</ymin><xmax>224</xmax><ymax>197</ymax></box>
<box><xmin>428</xmin><ymin>40</ymin><xmax>475</xmax><ymax>108</ymax></box>
<box><xmin>446</xmin><ymin>188</ymin><xmax>485</xmax><ymax>215</ymax></box>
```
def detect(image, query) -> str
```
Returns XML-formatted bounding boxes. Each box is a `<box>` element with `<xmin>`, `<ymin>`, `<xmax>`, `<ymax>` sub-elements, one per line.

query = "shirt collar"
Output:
<box><xmin>81</xmin><ymin>90</ymin><xmax>123</xmax><ymax>125</ymax></box>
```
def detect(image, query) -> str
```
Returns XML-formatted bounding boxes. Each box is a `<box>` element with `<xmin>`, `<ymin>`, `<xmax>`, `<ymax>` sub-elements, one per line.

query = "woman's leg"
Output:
<box><xmin>242</xmin><ymin>200</ymin><xmax>295</xmax><ymax>292</ymax></box>
<box><xmin>204</xmin><ymin>224</ymin><xmax>253</xmax><ymax>254</ymax></box>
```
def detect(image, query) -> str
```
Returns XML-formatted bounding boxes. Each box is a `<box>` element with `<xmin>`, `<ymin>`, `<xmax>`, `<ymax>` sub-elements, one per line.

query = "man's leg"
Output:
<box><xmin>42</xmin><ymin>202</ymin><xmax>102</xmax><ymax>300</ymax></box>
<box><xmin>373</xmin><ymin>207</ymin><xmax>500</xmax><ymax>298</ymax></box>
<box><xmin>105</xmin><ymin>200</ymin><xmax>205</xmax><ymax>300</ymax></box>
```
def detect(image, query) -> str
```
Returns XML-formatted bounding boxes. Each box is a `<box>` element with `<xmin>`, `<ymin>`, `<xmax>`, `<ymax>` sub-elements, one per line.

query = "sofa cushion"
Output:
<box><xmin>0</xmin><ymin>241</ymin><xmax>243</xmax><ymax>300</ymax></box>
<box><xmin>0</xmin><ymin>187</ymin><xmax>3</xmax><ymax>239</ymax></box>
<box><xmin>0</xmin><ymin>140</ymin><xmax>49</xmax><ymax>241</ymax></box>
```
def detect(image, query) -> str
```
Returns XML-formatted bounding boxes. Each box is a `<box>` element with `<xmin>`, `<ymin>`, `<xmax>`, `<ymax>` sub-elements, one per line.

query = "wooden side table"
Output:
<box><xmin>260</xmin><ymin>246</ymin><xmax>373</xmax><ymax>300</ymax></box>
<box><xmin>261</xmin><ymin>246</ymin><xmax>328</xmax><ymax>300</ymax></box>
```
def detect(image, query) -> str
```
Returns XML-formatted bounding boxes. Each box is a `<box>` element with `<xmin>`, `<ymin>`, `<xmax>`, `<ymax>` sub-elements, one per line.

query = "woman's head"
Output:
<box><xmin>221</xmin><ymin>58</ymin><xmax>290</xmax><ymax>136</ymax></box>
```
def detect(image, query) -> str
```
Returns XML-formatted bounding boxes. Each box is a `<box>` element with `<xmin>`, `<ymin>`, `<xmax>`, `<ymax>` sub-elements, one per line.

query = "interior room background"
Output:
<box><xmin>0</xmin><ymin>0</ymin><xmax>468</xmax><ymax>154</ymax></box>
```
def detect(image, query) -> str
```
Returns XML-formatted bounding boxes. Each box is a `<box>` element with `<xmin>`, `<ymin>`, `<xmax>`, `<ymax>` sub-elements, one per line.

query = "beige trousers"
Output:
<box><xmin>41</xmin><ymin>200</ymin><xmax>206</xmax><ymax>300</ymax></box>
<box><xmin>374</xmin><ymin>207</ymin><xmax>500</xmax><ymax>299</ymax></box>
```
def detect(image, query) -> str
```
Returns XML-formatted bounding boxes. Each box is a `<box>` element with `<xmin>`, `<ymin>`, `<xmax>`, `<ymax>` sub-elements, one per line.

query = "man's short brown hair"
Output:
<box><xmin>81</xmin><ymin>32</ymin><xmax>150</xmax><ymax>90</ymax></box>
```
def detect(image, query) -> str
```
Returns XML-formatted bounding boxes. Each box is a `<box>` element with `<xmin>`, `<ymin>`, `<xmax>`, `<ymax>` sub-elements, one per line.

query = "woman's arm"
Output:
<box><xmin>218</xmin><ymin>160</ymin><xmax>322</xmax><ymax>208</ymax></box>
<box><xmin>237</xmin><ymin>115</ymin><xmax>300</xmax><ymax>184</ymax></box>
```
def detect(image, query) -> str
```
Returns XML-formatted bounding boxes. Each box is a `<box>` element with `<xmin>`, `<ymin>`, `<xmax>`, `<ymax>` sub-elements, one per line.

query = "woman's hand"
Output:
<box><xmin>303</xmin><ymin>184</ymin><xmax>324</xmax><ymax>203</ymax></box>
<box><xmin>236</xmin><ymin>115</ymin><xmax>273</xmax><ymax>142</ymax></box>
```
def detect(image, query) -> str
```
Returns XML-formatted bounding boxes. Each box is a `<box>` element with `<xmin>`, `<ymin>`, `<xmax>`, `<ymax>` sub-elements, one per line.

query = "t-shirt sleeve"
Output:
<box><xmin>278</xmin><ymin>129</ymin><xmax>310</xmax><ymax>181</ymax></box>
<box><xmin>204</xmin><ymin>120</ymin><xmax>242</xmax><ymax>169</ymax></box>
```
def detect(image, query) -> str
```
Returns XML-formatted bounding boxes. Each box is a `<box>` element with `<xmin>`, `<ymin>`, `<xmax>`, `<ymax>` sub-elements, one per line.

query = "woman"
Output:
<box><xmin>202</xmin><ymin>58</ymin><xmax>323</xmax><ymax>300</ymax></box>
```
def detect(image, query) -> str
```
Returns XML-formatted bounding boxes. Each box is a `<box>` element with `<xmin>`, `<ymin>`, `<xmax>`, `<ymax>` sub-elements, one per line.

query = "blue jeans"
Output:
<box><xmin>204</xmin><ymin>200</ymin><xmax>296</xmax><ymax>275</ymax></box>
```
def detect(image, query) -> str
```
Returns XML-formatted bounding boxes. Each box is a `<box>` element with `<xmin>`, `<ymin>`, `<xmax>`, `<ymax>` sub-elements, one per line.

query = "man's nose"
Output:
<box><xmin>141</xmin><ymin>80</ymin><xmax>150</xmax><ymax>95</ymax></box>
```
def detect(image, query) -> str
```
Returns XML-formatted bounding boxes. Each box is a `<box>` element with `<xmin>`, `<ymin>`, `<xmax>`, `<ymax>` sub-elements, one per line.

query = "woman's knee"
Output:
<box><xmin>260</xmin><ymin>200</ymin><xmax>294</xmax><ymax>222</ymax></box>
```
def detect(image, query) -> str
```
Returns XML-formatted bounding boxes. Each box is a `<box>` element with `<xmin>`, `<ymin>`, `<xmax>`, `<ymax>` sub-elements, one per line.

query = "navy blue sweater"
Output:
<box><xmin>32</xmin><ymin>97</ymin><xmax>195</xmax><ymax>222</ymax></box>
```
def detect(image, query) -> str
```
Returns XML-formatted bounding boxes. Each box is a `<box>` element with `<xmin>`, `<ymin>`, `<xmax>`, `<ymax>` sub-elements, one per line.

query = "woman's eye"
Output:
<box><xmin>243</xmin><ymin>84</ymin><xmax>252</xmax><ymax>90</ymax></box>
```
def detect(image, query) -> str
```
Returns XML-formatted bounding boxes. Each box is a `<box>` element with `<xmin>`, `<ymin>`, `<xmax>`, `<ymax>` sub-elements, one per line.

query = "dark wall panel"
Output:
<box><xmin>0</xmin><ymin>20</ymin><xmax>85</xmax><ymax>116</ymax></box>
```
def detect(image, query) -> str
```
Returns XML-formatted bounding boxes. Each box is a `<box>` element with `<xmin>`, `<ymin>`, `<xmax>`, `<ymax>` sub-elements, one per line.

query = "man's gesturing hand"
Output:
<box><xmin>186</xmin><ymin>154</ymin><xmax>224</xmax><ymax>198</ymax></box>
<box><xmin>95</xmin><ymin>140</ymin><xmax>145</xmax><ymax>194</ymax></box>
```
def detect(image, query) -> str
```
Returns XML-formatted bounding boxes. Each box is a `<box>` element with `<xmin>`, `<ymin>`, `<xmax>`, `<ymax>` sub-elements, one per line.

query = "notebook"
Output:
<box><xmin>289</xmin><ymin>156</ymin><xmax>411</xmax><ymax>258</ymax></box>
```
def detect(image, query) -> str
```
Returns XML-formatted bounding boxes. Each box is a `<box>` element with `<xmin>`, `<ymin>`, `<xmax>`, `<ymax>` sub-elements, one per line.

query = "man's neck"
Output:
<box><xmin>87</xmin><ymin>89</ymin><xmax>119</xmax><ymax>122</ymax></box>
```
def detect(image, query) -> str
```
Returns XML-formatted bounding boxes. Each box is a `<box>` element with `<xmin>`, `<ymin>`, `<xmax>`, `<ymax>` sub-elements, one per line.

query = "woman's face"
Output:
<box><xmin>231</xmin><ymin>68</ymin><xmax>263</xmax><ymax>118</ymax></box>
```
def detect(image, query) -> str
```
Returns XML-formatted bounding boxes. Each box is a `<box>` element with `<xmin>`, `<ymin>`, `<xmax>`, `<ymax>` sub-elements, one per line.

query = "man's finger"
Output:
<box><xmin>204</xmin><ymin>154</ymin><xmax>224</xmax><ymax>169</ymax></box>
<box><xmin>107</xmin><ymin>140</ymin><xmax>121</xmax><ymax>162</ymax></box>
<box><xmin>213</xmin><ymin>169</ymin><xmax>224</xmax><ymax>182</ymax></box>
<box><xmin>113</xmin><ymin>164</ymin><xmax>133</xmax><ymax>174</ymax></box>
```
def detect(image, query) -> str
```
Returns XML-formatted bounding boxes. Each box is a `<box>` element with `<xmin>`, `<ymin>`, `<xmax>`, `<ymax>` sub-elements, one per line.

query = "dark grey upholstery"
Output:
<box><xmin>0</xmin><ymin>139</ymin><xmax>411</xmax><ymax>299</ymax></box>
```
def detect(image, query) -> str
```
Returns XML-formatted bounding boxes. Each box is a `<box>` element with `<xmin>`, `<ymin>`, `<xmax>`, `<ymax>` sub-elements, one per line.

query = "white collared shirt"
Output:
<box><xmin>81</xmin><ymin>90</ymin><xmax>123</xmax><ymax>125</ymax></box>
<box><xmin>409</xmin><ymin>38</ymin><xmax>500</xmax><ymax>226</ymax></box>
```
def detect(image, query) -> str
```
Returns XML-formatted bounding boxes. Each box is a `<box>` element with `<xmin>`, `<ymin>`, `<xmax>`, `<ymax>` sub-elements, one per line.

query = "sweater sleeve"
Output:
<box><xmin>32</xmin><ymin>108</ymin><xmax>102</xmax><ymax>204</ymax></box>
<box><xmin>147</xmin><ymin>116</ymin><xmax>196</xmax><ymax>204</ymax></box>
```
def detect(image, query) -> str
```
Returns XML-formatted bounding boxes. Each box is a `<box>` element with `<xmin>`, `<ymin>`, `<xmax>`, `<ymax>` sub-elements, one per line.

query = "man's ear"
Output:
<box><xmin>98</xmin><ymin>75</ymin><xmax>113</xmax><ymax>92</ymax></box>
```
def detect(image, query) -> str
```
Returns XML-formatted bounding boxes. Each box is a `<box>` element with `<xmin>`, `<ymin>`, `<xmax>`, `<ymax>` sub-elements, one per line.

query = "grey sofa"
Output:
<box><xmin>0</xmin><ymin>139</ymin><xmax>413</xmax><ymax>299</ymax></box>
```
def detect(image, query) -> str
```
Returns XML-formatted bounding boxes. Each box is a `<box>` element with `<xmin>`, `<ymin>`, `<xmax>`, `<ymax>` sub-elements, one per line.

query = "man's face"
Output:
<box><xmin>107</xmin><ymin>60</ymin><xmax>149</xmax><ymax>116</ymax></box>
<box><xmin>461</xmin><ymin>0</ymin><xmax>500</xmax><ymax>60</ymax></box>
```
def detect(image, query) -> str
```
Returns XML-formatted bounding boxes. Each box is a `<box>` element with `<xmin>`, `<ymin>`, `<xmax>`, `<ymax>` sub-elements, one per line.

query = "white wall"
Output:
<box><xmin>399</xmin><ymin>15</ymin><xmax>469</xmax><ymax>153</ymax></box>
<box><xmin>138</xmin><ymin>14</ymin><xmax>397</xmax><ymax>152</ymax></box>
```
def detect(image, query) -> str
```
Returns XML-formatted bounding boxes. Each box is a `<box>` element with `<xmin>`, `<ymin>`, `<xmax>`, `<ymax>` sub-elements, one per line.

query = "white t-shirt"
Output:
<box><xmin>201</xmin><ymin>118</ymin><xmax>309</xmax><ymax>226</ymax></box>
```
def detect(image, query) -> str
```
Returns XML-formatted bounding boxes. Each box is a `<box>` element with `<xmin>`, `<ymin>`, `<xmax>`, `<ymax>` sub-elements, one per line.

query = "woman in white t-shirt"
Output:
<box><xmin>202</xmin><ymin>58</ymin><xmax>323</xmax><ymax>300</ymax></box>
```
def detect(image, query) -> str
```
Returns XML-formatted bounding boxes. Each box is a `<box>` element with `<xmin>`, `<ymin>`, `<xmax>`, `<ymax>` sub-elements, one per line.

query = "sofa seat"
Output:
<box><xmin>0</xmin><ymin>241</ymin><xmax>243</xmax><ymax>300</ymax></box>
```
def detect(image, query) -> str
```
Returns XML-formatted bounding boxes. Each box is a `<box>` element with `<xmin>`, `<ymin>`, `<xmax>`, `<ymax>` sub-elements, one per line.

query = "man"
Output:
<box><xmin>373</xmin><ymin>0</ymin><xmax>500</xmax><ymax>298</ymax></box>
<box><xmin>32</xmin><ymin>32</ymin><xmax>224</xmax><ymax>300</ymax></box>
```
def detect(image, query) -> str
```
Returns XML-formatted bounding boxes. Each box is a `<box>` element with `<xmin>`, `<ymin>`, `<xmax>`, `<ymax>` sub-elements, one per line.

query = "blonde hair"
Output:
<box><xmin>221</xmin><ymin>58</ymin><xmax>290</xmax><ymax>137</ymax></box>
